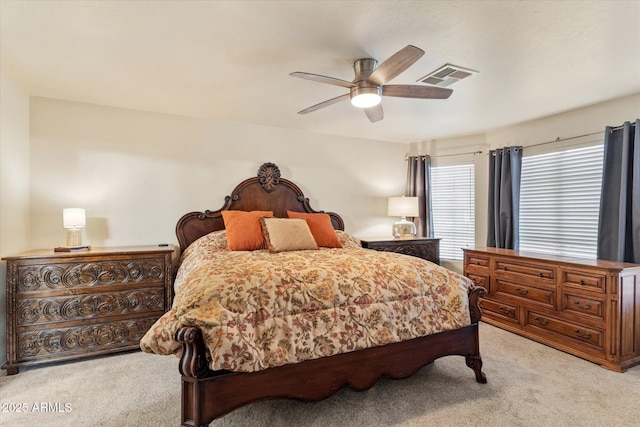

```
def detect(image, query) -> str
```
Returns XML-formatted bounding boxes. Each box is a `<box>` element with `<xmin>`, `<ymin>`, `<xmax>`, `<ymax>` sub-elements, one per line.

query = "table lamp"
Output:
<box><xmin>388</xmin><ymin>196</ymin><xmax>418</xmax><ymax>239</ymax></box>
<box><xmin>62</xmin><ymin>208</ymin><xmax>86</xmax><ymax>248</ymax></box>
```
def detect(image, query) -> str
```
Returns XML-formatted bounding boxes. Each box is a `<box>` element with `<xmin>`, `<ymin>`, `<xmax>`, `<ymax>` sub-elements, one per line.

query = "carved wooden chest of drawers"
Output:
<box><xmin>2</xmin><ymin>246</ymin><xmax>175</xmax><ymax>375</ymax></box>
<box><xmin>360</xmin><ymin>237</ymin><xmax>440</xmax><ymax>265</ymax></box>
<box><xmin>463</xmin><ymin>247</ymin><xmax>640</xmax><ymax>372</ymax></box>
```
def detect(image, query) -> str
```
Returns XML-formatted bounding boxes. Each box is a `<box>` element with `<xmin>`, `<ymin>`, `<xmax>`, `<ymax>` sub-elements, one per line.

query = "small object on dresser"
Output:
<box><xmin>54</xmin><ymin>245</ymin><xmax>91</xmax><ymax>252</ymax></box>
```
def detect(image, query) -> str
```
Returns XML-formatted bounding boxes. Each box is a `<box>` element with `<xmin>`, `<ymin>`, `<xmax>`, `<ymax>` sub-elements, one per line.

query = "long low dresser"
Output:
<box><xmin>463</xmin><ymin>247</ymin><xmax>640</xmax><ymax>372</ymax></box>
<box><xmin>2</xmin><ymin>246</ymin><xmax>175</xmax><ymax>375</ymax></box>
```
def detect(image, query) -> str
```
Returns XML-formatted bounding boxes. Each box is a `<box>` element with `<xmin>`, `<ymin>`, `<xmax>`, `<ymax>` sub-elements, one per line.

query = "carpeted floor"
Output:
<box><xmin>1</xmin><ymin>323</ymin><xmax>639</xmax><ymax>427</ymax></box>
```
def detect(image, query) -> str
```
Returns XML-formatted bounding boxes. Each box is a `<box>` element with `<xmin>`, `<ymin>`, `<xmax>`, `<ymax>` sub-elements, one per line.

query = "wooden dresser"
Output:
<box><xmin>361</xmin><ymin>237</ymin><xmax>440</xmax><ymax>265</ymax></box>
<box><xmin>463</xmin><ymin>247</ymin><xmax>640</xmax><ymax>372</ymax></box>
<box><xmin>2</xmin><ymin>246</ymin><xmax>175</xmax><ymax>375</ymax></box>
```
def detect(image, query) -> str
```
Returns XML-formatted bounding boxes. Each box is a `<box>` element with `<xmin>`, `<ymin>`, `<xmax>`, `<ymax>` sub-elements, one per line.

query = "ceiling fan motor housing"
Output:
<box><xmin>353</xmin><ymin>58</ymin><xmax>378</xmax><ymax>81</ymax></box>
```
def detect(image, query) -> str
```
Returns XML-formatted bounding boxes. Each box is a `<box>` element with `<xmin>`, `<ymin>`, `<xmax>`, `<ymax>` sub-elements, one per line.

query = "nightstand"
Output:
<box><xmin>360</xmin><ymin>237</ymin><xmax>440</xmax><ymax>265</ymax></box>
<box><xmin>2</xmin><ymin>245</ymin><xmax>175</xmax><ymax>375</ymax></box>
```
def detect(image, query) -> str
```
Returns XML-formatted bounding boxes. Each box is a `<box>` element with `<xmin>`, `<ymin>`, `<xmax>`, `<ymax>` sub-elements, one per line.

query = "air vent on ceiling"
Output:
<box><xmin>418</xmin><ymin>63</ymin><xmax>478</xmax><ymax>87</ymax></box>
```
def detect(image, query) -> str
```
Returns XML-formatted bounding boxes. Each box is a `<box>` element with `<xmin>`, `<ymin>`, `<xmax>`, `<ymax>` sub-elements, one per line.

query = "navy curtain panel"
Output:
<box><xmin>406</xmin><ymin>155</ymin><xmax>434</xmax><ymax>238</ymax></box>
<box><xmin>597</xmin><ymin>120</ymin><xmax>640</xmax><ymax>263</ymax></box>
<box><xmin>487</xmin><ymin>146</ymin><xmax>523</xmax><ymax>249</ymax></box>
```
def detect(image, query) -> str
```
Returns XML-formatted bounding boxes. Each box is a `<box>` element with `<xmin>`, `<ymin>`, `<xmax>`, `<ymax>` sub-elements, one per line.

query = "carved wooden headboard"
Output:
<box><xmin>175</xmin><ymin>162</ymin><xmax>345</xmax><ymax>252</ymax></box>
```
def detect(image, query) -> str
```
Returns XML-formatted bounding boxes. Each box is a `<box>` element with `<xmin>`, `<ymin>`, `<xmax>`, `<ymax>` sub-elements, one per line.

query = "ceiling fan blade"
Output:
<box><xmin>364</xmin><ymin>103</ymin><xmax>384</xmax><ymax>123</ymax></box>
<box><xmin>297</xmin><ymin>93</ymin><xmax>350</xmax><ymax>114</ymax></box>
<box><xmin>367</xmin><ymin>45</ymin><xmax>425</xmax><ymax>85</ymax></box>
<box><xmin>290</xmin><ymin>72</ymin><xmax>355</xmax><ymax>89</ymax></box>
<box><xmin>382</xmin><ymin>85</ymin><xmax>453</xmax><ymax>99</ymax></box>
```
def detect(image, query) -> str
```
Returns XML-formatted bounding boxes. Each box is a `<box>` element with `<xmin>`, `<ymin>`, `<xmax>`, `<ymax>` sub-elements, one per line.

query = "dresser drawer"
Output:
<box><xmin>561</xmin><ymin>269</ymin><xmax>606</xmax><ymax>293</ymax></box>
<box><xmin>561</xmin><ymin>292</ymin><xmax>605</xmax><ymax>321</ymax></box>
<box><xmin>495</xmin><ymin>279</ymin><xmax>556</xmax><ymax>308</ymax></box>
<box><xmin>525</xmin><ymin>310</ymin><xmax>604</xmax><ymax>352</ymax></box>
<box><xmin>465</xmin><ymin>253</ymin><xmax>490</xmax><ymax>269</ymax></box>
<box><xmin>466</xmin><ymin>273</ymin><xmax>489</xmax><ymax>289</ymax></box>
<box><xmin>16</xmin><ymin>317</ymin><xmax>159</xmax><ymax>361</ymax></box>
<box><xmin>494</xmin><ymin>259</ymin><xmax>556</xmax><ymax>286</ymax></box>
<box><xmin>479</xmin><ymin>298</ymin><xmax>519</xmax><ymax>323</ymax></box>
<box><xmin>15</xmin><ymin>257</ymin><xmax>167</xmax><ymax>293</ymax></box>
<box><xmin>16</xmin><ymin>287</ymin><xmax>165</xmax><ymax>326</ymax></box>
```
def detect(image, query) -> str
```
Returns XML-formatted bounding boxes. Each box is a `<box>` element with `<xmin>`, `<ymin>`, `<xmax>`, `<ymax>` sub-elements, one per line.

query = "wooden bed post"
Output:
<box><xmin>176</xmin><ymin>327</ymin><xmax>209</xmax><ymax>426</ymax></box>
<box><xmin>466</xmin><ymin>286</ymin><xmax>487</xmax><ymax>384</ymax></box>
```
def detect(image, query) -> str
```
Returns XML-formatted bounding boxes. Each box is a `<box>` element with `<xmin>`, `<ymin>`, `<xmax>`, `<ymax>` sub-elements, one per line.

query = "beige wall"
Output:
<box><xmin>29</xmin><ymin>97</ymin><xmax>408</xmax><ymax>250</ymax></box>
<box><xmin>0</xmin><ymin>72</ymin><xmax>31</xmax><ymax>365</ymax></box>
<box><xmin>485</xmin><ymin>93</ymin><xmax>640</xmax><ymax>152</ymax></box>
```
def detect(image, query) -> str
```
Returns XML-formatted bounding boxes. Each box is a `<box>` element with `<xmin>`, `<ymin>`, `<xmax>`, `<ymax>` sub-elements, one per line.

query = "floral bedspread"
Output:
<box><xmin>140</xmin><ymin>230</ymin><xmax>474</xmax><ymax>372</ymax></box>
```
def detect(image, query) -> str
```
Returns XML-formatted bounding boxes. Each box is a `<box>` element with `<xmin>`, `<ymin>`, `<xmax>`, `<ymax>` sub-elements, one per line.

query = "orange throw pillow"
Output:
<box><xmin>221</xmin><ymin>210</ymin><xmax>274</xmax><ymax>251</ymax></box>
<box><xmin>287</xmin><ymin>211</ymin><xmax>343</xmax><ymax>248</ymax></box>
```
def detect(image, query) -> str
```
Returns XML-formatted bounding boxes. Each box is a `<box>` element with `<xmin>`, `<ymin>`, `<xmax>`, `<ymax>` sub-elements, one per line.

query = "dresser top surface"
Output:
<box><xmin>2</xmin><ymin>245</ymin><xmax>176</xmax><ymax>261</ymax></box>
<box><xmin>465</xmin><ymin>247</ymin><xmax>640</xmax><ymax>270</ymax></box>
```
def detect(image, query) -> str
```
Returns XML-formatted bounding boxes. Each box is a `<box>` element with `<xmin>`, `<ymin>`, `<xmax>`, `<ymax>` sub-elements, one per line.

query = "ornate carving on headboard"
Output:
<box><xmin>257</xmin><ymin>162</ymin><xmax>281</xmax><ymax>193</ymax></box>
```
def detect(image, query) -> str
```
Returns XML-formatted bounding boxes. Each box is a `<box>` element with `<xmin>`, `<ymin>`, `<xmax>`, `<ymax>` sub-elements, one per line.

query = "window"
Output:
<box><xmin>520</xmin><ymin>144</ymin><xmax>603</xmax><ymax>258</ymax></box>
<box><xmin>431</xmin><ymin>164</ymin><xmax>475</xmax><ymax>260</ymax></box>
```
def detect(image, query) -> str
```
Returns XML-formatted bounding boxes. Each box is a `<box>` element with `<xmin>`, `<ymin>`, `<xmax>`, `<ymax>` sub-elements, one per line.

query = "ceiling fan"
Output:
<box><xmin>290</xmin><ymin>45</ymin><xmax>453</xmax><ymax>123</ymax></box>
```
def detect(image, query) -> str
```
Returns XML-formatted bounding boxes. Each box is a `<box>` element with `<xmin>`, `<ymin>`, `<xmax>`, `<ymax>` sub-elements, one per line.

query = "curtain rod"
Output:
<box><xmin>406</xmin><ymin>150</ymin><xmax>482</xmax><ymax>160</ymax></box>
<box><xmin>406</xmin><ymin>122</ymin><xmax>631</xmax><ymax>159</ymax></box>
<box><xmin>522</xmin><ymin>122</ymin><xmax>631</xmax><ymax>150</ymax></box>
<box><xmin>523</xmin><ymin>130</ymin><xmax>604</xmax><ymax>149</ymax></box>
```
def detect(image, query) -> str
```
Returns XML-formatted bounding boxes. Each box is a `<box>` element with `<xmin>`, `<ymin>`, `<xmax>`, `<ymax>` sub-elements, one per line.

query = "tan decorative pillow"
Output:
<box><xmin>259</xmin><ymin>217</ymin><xmax>319</xmax><ymax>253</ymax></box>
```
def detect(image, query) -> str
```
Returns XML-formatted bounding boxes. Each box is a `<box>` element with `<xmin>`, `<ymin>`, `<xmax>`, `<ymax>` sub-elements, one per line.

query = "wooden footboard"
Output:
<box><xmin>176</xmin><ymin>286</ymin><xmax>487</xmax><ymax>427</ymax></box>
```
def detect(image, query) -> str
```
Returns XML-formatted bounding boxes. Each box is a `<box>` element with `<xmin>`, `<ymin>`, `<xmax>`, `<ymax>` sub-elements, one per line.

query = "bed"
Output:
<box><xmin>141</xmin><ymin>162</ymin><xmax>487</xmax><ymax>426</ymax></box>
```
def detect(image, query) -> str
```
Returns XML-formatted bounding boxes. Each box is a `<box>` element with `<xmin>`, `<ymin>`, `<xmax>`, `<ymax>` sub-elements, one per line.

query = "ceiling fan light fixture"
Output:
<box><xmin>350</xmin><ymin>86</ymin><xmax>382</xmax><ymax>108</ymax></box>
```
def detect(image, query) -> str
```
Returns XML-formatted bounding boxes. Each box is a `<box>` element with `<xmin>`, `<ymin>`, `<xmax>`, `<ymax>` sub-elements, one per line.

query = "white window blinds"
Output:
<box><xmin>431</xmin><ymin>164</ymin><xmax>475</xmax><ymax>260</ymax></box>
<box><xmin>520</xmin><ymin>144</ymin><xmax>604</xmax><ymax>258</ymax></box>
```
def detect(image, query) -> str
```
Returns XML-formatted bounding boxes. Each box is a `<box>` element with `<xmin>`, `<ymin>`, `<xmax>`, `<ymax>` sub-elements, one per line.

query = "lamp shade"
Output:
<box><xmin>387</xmin><ymin>197</ymin><xmax>419</xmax><ymax>218</ymax></box>
<box><xmin>63</xmin><ymin>208</ymin><xmax>86</xmax><ymax>229</ymax></box>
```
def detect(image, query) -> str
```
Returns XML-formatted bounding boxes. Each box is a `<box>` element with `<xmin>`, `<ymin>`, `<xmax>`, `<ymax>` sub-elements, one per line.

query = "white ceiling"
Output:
<box><xmin>1</xmin><ymin>1</ymin><xmax>639</xmax><ymax>143</ymax></box>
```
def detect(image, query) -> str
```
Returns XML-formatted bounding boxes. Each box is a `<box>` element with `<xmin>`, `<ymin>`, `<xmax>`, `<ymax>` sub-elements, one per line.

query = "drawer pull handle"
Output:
<box><xmin>538</xmin><ymin>272</ymin><xmax>543</xmax><ymax>277</ymax></box>
<box><xmin>515</xmin><ymin>287</ymin><xmax>529</xmax><ymax>295</ymax></box>
<box><xmin>498</xmin><ymin>306</ymin><xmax>512</xmax><ymax>314</ymax></box>
<box><xmin>574</xmin><ymin>329</ymin><xmax>592</xmax><ymax>340</ymax></box>
<box><xmin>534</xmin><ymin>316</ymin><xmax>549</xmax><ymax>326</ymax></box>
<box><xmin>503</xmin><ymin>266</ymin><xmax>507</xmax><ymax>271</ymax></box>
<box><xmin>579</xmin><ymin>279</ymin><xmax>585</xmax><ymax>285</ymax></box>
<box><xmin>574</xmin><ymin>301</ymin><xmax>592</xmax><ymax>310</ymax></box>
<box><xmin>476</xmin><ymin>261</ymin><xmax>480</xmax><ymax>265</ymax></box>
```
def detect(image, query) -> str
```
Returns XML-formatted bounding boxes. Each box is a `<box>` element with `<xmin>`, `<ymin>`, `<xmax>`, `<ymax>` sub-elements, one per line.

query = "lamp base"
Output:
<box><xmin>392</xmin><ymin>217</ymin><xmax>417</xmax><ymax>239</ymax></box>
<box><xmin>66</xmin><ymin>228</ymin><xmax>83</xmax><ymax>247</ymax></box>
